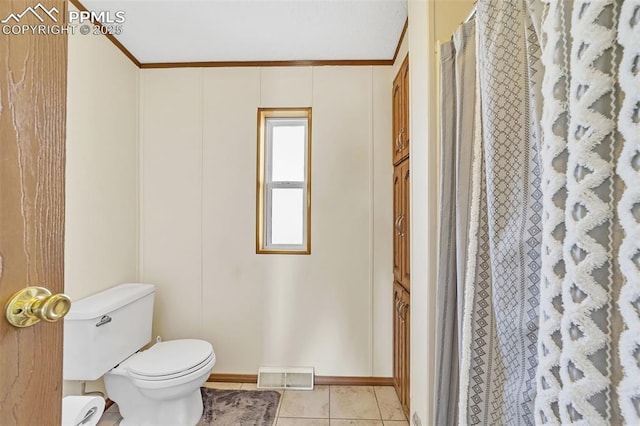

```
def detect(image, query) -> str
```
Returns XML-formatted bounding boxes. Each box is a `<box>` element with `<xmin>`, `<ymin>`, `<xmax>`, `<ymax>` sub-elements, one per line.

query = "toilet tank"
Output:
<box><xmin>63</xmin><ymin>283</ymin><xmax>155</xmax><ymax>381</ymax></box>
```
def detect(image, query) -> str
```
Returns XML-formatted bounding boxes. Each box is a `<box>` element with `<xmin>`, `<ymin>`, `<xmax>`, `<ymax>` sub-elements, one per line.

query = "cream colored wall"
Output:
<box><xmin>140</xmin><ymin>66</ymin><xmax>394</xmax><ymax>377</ymax></box>
<box><xmin>65</xmin><ymin>12</ymin><xmax>139</xmax><ymax>305</ymax></box>
<box><xmin>434</xmin><ymin>1</ymin><xmax>475</xmax><ymax>43</ymax></box>
<box><xmin>407</xmin><ymin>1</ymin><xmax>431</xmax><ymax>424</ymax></box>
<box><xmin>372</xmin><ymin>67</ymin><xmax>395</xmax><ymax>377</ymax></box>
<box><xmin>64</xmin><ymin>4</ymin><xmax>140</xmax><ymax>394</ymax></box>
<box><xmin>407</xmin><ymin>1</ymin><xmax>474</xmax><ymax>424</ymax></box>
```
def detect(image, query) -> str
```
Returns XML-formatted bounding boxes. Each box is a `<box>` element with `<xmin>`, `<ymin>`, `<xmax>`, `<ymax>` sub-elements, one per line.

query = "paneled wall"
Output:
<box><xmin>64</xmin><ymin>4</ymin><xmax>140</xmax><ymax>395</ymax></box>
<box><xmin>140</xmin><ymin>66</ymin><xmax>393</xmax><ymax>376</ymax></box>
<box><xmin>65</xmin><ymin>6</ymin><xmax>139</xmax><ymax>302</ymax></box>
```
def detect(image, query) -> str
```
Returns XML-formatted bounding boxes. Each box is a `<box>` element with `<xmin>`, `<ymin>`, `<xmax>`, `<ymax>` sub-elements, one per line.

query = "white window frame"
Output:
<box><xmin>256</xmin><ymin>108</ymin><xmax>311</xmax><ymax>254</ymax></box>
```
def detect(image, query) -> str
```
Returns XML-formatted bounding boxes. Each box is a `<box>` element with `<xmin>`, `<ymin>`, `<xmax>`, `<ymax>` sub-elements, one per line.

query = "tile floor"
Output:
<box><xmin>97</xmin><ymin>382</ymin><xmax>408</xmax><ymax>426</ymax></box>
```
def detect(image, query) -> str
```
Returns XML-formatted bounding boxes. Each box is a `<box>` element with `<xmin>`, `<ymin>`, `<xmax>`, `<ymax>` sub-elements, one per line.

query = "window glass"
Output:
<box><xmin>271</xmin><ymin>124</ymin><xmax>305</xmax><ymax>182</ymax></box>
<box><xmin>271</xmin><ymin>188</ymin><xmax>304</xmax><ymax>245</ymax></box>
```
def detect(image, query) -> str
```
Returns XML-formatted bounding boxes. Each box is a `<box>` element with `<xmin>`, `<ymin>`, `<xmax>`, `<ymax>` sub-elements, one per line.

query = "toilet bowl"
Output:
<box><xmin>63</xmin><ymin>283</ymin><xmax>216</xmax><ymax>426</ymax></box>
<box><xmin>104</xmin><ymin>339</ymin><xmax>215</xmax><ymax>426</ymax></box>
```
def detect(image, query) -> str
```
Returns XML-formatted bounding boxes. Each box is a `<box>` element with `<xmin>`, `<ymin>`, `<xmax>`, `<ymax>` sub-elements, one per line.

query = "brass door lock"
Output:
<box><xmin>5</xmin><ymin>287</ymin><xmax>71</xmax><ymax>327</ymax></box>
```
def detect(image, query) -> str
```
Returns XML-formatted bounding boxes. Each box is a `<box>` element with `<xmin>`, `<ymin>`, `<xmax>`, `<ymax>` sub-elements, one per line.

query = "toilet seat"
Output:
<box><xmin>127</xmin><ymin>339</ymin><xmax>214</xmax><ymax>381</ymax></box>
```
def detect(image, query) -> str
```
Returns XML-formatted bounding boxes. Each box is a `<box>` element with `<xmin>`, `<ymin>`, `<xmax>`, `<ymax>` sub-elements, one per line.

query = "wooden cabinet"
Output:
<box><xmin>393</xmin><ymin>281</ymin><xmax>410</xmax><ymax>417</ymax></box>
<box><xmin>393</xmin><ymin>158</ymin><xmax>410</xmax><ymax>291</ymax></box>
<box><xmin>392</xmin><ymin>55</ymin><xmax>410</xmax><ymax>165</ymax></box>
<box><xmin>392</xmin><ymin>165</ymin><xmax>403</xmax><ymax>284</ymax></box>
<box><xmin>392</xmin><ymin>55</ymin><xmax>410</xmax><ymax>418</ymax></box>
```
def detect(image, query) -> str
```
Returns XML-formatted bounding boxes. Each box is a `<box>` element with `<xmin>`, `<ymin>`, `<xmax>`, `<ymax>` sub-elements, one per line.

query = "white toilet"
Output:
<box><xmin>63</xmin><ymin>283</ymin><xmax>215</xmax><ymax>426</ymax></box>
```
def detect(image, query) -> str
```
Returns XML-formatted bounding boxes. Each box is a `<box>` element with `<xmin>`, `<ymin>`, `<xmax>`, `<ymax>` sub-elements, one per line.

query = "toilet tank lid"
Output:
<box><xmin>65</xmin><ymin>283</ymin><xmax>155</xmax><ymax>320</ymax></box>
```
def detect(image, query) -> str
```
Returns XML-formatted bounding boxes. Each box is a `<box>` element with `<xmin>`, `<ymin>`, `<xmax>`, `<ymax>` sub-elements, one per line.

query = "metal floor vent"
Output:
<box><xmin>257</xmin><ymin>366</ymin><xmax>314</xmax><ymax>390</ymax></box>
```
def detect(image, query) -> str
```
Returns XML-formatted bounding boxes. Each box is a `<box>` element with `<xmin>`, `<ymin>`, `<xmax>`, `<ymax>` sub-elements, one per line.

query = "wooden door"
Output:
<box><xmin>0</xmin><ymin>1</ymin><xmax>67</xmax><ymax>424</ymax></box>
<box><xmin>400</xmin><ymin>160</ymin><xmax>410</xmax><ymax>291</ymax></box>
<box><xmin>392</xmin><ymin>166</ymin><xmax>403</xmax><ymax>283</ymax></box>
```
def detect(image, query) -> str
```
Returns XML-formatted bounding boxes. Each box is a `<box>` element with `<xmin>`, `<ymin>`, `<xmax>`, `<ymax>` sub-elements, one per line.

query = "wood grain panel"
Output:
<box><xmin>0</xmin><ymin>0</ymin><xmax>67</xmax><ymax>423</ymax></box>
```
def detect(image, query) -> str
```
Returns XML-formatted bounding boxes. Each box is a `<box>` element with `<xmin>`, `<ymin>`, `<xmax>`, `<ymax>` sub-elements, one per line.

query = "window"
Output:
<box><xmin>256</xmin><ymin>108</ymin><xmax>311</xmax><ymax>254</ymax></box>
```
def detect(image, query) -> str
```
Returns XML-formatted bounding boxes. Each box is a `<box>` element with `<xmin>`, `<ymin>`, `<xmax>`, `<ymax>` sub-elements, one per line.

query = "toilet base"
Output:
<box><xmin>118</xmin><ymin>390</ymin><xmax>202</xmax><ymax>426</ymax></box>
<box><xmin>105</xmin><ymin>373</ymin><xmax>204</xmax><ymax>426</ymax></box>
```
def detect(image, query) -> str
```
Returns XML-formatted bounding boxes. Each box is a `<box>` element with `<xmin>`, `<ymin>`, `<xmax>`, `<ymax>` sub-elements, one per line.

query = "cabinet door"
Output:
<box><xmin>401</xmin><ymin>289</ymin><xmax>410</xmax><ymax>416</ymax></box>
<box><xmin>393</xmin><ymin>283</ymin><xmax>403</xmax><ymax>395</ymax></box>
<box><xmin>393</xmin><ymin>165</ymin><xmax>403</xmax><ymax>283</ymax></box>
<box><xmin>400</xmin><ymin>160</ymin><xmax>410</xmax><ymax>291</ymax></box>
<box><xmin>392</xmin><ymin>74</ymin><xmax>404</xmax><ymax>165</ymax></box>
<box><xmin>393</xmin><ymin>281</ymin><xmax>411</xmax><ymax>416</ymax></box>
<box><xmin>399</xmin><ymin>56</ymin><xmax>410</xmax><ymax>160</ymax></box>
<box><xmin>393</xmin><ymin>282</ymin><xmax>411</xmax><ymax>417</ymax></box>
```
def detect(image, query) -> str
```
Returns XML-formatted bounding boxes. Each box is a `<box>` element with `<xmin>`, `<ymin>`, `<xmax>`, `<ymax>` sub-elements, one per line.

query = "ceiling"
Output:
<box><xmin>79</xmin><ymin>0</ymin><xmax>408</xmax><ymax>64</ymax></box>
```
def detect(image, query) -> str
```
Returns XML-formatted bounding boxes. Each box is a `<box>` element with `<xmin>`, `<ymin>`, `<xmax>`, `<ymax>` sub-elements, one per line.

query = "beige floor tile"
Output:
<box><xmin>202</xmin><ymin>381</ymin><xmax>242</xmax><ymax>389</ymax></box>
<box><xmin>330</xmin><ymin>421</ymin><xmax>383</xmax><ymax>426</ymax></box>
<box><xmin>330</xmin><ymin>386</ymin><xmax>381</xmax><ymax>420</ymax></box>
<box><xmin>382</xmin><ymin>421</ymin><xmax>408</xmax><ymax>426</ymax></box>
<box><xmin>277</xmin><ymin>418</ymin><xmax>331</xmax><ymax>426</ymax></box>
<box><xmin>271</xmin><ymin>388</ymin><xmax>285</xmax><ymax>418</ymax></box>
<box><xmin>373</xmin><ymin>386</ymin><xmax>405</xmax><ymax>421</ymax></box>
<box><xmin>278</xmin><ymin>386</ymin><xmax>330</xmax><ymax>418</ymax></box>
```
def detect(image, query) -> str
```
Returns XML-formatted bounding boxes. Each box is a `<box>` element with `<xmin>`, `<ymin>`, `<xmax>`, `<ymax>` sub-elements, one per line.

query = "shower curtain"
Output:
<box><xmin>457</xmin><ymin>1</ymin><xmax>543</xmax><ymax>424</ymax></box>
<box><xmin>535</xmin><ymin>0</ymin><xmax>639</xmax><ymax>424</ymax></box>
<box><xmin>442</xmin><ymin>0</ymin><xmax>640</xmax><ymax>425</ymax></box>
<box><xmin>434</xmin><ymin>19</ymin><xmax>476</xmax><ymax>426</ymax></box>
<box><xmin>435</xmin><ymin>39</ymin><xmax>458</xmax><ymax>426</ymax></box>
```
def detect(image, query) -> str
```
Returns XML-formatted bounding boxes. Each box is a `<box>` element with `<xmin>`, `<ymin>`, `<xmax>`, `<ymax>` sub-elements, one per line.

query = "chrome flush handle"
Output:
<box><xmin>96</xmin><ymin>315</ymin><xmax>112</xmax><ymax>327</ymax></box>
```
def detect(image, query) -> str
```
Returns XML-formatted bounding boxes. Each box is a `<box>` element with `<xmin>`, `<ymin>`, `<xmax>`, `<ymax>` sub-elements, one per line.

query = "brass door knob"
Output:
<box><xmin>5</xmin><ymin>287</ymin><xmax>71</xmax><ymax>327</ymax></box>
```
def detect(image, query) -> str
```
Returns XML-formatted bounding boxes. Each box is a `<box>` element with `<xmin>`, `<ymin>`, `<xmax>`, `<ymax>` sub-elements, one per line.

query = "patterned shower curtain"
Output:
<box><xmin>534</xmin><ymin>0</ymin><xmax>640</xmax><ymax>424</ymax></box>
<box><xmin>457</xmin><ymin>1</ymin><xmax>543</xmax><ymax>424</ymax></box>
<box><xmin>449</xmin><ymin>0</ymin><xmax>640</xmax><ymax>425</ymax></box>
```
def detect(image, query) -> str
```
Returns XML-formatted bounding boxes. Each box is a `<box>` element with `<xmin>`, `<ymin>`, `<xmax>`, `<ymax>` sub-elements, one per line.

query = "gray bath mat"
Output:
<box><xmin>197</xmin><ymin>388</ymin><xmax>280</xmax><ymax>426</ymax></box>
